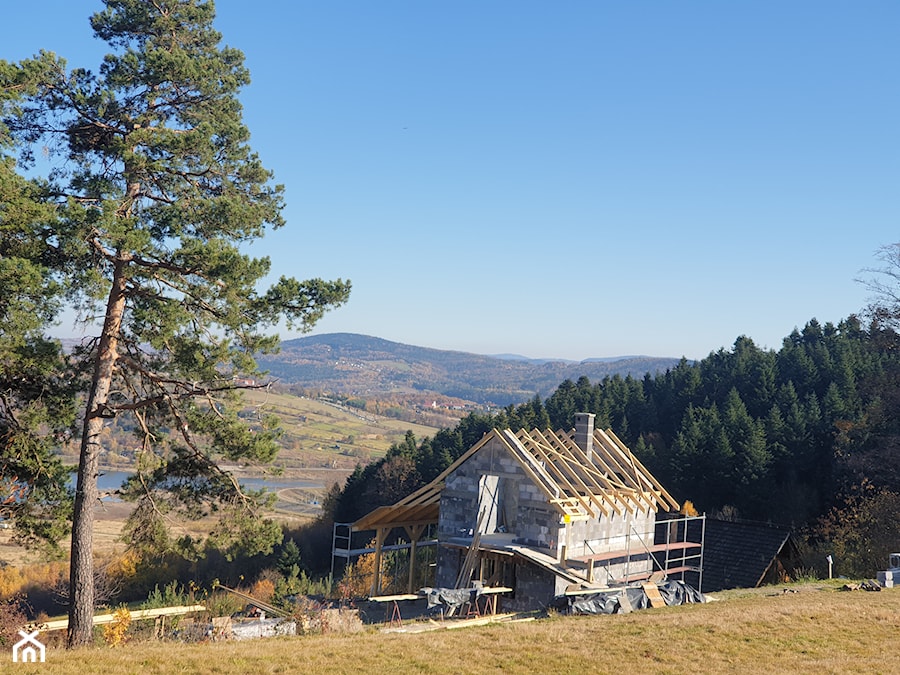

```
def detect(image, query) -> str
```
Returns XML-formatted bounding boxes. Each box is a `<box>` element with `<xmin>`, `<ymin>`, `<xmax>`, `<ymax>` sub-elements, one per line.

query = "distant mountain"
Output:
<box><xmin>257</xmin><ymin>333</ymin><xmax>684</xmax><ymax>407</ymax></box>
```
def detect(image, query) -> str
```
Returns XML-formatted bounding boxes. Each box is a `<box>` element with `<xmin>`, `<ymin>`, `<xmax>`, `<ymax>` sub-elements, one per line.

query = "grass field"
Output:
<box><xmin>18</xmin><ymin>582</ymin><xmax>900</xmax><ymax>674</ymax></box>
<box><xmin>241</xmin><ymin>389</ymin><xmax>443</xmax><ymax>470</ymax></box>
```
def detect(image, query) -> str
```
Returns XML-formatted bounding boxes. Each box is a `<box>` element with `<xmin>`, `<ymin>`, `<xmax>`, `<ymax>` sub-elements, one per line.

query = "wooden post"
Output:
<box><xmin>404</xmin><ymin>524</ymin><xmax>425</xmax><ymax>594</ymax></box>
<box><xmin>371</xmin><ymin>528</ymin><xmax>387</xmax><ymax>596</ymax></box>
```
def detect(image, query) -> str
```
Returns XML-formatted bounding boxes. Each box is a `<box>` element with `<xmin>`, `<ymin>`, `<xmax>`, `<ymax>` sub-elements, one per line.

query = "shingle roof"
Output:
<box><xmin>699</xmin><ymin>518</ymin><xmax>798</xmax><ymax>592</ymax></box>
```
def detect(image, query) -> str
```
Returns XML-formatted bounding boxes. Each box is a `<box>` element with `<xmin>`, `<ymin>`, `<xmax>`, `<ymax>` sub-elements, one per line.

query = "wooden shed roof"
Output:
<box><xmin>353</xmin><ymin>426</ymin><xmax>678</xmax><ymax>532</ymax></box>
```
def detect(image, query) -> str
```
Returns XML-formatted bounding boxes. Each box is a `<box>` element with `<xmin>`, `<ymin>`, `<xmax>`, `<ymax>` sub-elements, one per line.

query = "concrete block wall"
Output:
<box><xmin>435</xmin><ymin>545</ymin><xmax>461</xmax><ymax>588</ymax></box>
<box><xmin>565</xmin><ymin>501</ymin><xmax>657</xmax><ymax>583</ymax></box>
<box><xmin>567</xmin><ymin>501</ymin><xmax>657</xmax><ymax>558</ymax></box>
<box><xmin>514</xmin><ymin>506</ymin><xmax>562</xmax><ymax>552</ymax></box>
<box><xmin>504</xmin><ymin>562</ymin><xmax>557</xmax><ymax>612</ymax></box>
<box><xmin>436</xmin><ymin>436</ymin><xmax>564</xmax><ymax>550</ymax></box>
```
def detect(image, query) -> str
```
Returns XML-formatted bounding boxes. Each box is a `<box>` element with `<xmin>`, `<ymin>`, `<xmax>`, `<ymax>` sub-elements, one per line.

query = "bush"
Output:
<box><xmin>0</xmin><ymin>597</ymin><xmax>29</xmax><ymax>646</ymax></box>
<box><xmin>141</xmin><ymin>581</ymin><xmax>190</xmax><ymax>610</ymax></box>
<box><xmin>812</xmin><ymin>480</ymin><xmax>900</xmax><ymax>578</ymax></box>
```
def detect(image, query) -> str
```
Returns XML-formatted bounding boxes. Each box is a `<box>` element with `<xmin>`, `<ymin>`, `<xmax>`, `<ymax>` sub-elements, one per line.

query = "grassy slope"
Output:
<box><xmin>242</xmin><ymin>389</ymin><xmax>442</xmax><ymax>471</ymax></box>
<box><xmin>32</xmin><ymin>583</ymin><xmax>900</xmax><ymax>674</ymax></box>
<box><xmin>0</xmin><ymin>392</ymin><xmax>442</xmax><ymax>566</ymax></box>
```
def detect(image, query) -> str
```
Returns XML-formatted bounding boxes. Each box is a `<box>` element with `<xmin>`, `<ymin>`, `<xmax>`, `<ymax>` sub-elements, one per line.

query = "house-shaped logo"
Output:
<box><xmin>12</xmin><ymin>630</ymin><xmax>45</xmax><ymax>663</ymax></box>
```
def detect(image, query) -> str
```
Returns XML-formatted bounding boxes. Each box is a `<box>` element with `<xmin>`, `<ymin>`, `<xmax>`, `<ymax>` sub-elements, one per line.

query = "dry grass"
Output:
<box><xmin>18</xmin><ymin>584</ymin><xmax>900</xmax><ymax>674</ymax></box>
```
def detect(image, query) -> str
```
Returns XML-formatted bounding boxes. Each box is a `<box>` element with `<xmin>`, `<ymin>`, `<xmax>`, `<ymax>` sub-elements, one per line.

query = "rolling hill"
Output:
<box><xmin>257</xmin><ymin>333</ymin><xmax>685</xmax><ymax>406</ymax></box>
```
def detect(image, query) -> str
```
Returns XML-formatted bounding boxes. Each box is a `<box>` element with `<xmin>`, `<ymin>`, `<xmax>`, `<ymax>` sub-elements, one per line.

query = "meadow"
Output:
<box><xmin>16</xmin><ymin>582</ymin><xmax>899</xmax><ymax>674</ymax></box>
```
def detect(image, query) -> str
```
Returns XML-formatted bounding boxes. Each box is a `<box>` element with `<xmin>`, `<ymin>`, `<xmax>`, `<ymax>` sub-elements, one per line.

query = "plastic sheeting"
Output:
<box><xmin>422</xmin><ymin>587</ymin><xmax>481</xmax><ymax>614</ymax></box>
<box><xmin>565</xmin><ymin>580</ymin><xmax>704</xmax><ymax>615</ymax></box>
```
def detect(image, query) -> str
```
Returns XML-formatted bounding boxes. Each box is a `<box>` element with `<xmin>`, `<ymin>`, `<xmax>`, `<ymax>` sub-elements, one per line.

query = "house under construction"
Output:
<box><xmin>336</xmin><ymin>413</ymin><xmax>704</xmax><ymax>611</ymax></box>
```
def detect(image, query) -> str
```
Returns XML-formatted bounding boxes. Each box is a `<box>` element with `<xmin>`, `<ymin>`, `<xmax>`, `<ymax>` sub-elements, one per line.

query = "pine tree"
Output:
<box><xmin>0</xmin><ymin>59</ymin><xmax>76</xmax><ymax>554</ymax></box>
<box><xmin>5</xmin><ymin>1</ymin><xmax>350</xmax><ymax>646</ymax></box>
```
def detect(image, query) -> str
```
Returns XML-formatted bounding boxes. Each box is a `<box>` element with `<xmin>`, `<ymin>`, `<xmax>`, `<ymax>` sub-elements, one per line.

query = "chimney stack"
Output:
<box><xmin>574</xmin><ymin>412</ymin><xmax>595</xmax><ymax>464</ymax></box>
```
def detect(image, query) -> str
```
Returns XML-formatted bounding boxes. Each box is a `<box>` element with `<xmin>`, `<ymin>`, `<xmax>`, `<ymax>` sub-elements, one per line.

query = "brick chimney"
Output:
<box><xmin>573</xmin><ymin>412</ymin><xmax>595</xmax><ymax>464</ymax></box>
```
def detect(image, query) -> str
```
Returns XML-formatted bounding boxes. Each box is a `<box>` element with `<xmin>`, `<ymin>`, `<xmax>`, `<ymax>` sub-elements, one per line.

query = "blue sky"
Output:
<box><xmin>5</xmin><ymin>2</ymin><xmax>899</xmax><ymax>361</ymax></box>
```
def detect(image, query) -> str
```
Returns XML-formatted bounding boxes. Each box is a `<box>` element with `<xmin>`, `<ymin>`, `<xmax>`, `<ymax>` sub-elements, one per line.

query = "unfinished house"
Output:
<box><xmin>344</xmin><ymin>413</ymin><xmax>703</xmax><ymax>612</ymax></box>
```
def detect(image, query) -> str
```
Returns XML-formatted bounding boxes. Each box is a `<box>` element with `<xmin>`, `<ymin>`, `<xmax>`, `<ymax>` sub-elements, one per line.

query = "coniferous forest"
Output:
<box><xmin>323</xmin><ymin>313</ymin><xmax>900</xmax><ymax>577</ymax></box>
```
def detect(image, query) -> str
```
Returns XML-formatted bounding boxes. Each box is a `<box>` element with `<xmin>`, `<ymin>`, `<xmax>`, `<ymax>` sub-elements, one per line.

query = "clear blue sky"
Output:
<box><xmin>5</xmin><ymin>2</ymin><xmax>899</xmax><ymax>361</ymax></box>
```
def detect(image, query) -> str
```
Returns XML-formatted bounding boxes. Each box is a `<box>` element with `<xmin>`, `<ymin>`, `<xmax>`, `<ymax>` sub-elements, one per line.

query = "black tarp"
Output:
<box><xmin>422</xmin><ymin>587</ymin><xmax>481</xmax><ymax>614</ymax></box>
<box><xmin>565</xmin><ymin>580</ymin><xmax>704</xmax><ymax>615</ymax></box>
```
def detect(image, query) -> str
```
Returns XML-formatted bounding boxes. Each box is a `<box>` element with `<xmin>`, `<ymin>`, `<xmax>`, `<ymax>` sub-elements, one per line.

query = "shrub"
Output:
<box><xmin>0</xmin><ymin>597</ymin><xmax>29</xmax><ymax>646</ymax></box>
<box><xmin>812</xmin><ymin>480</ymin><xmax>900</xmax><ymax>578</ymax></box>
<box><xmin>102</xmin><ymin>606</ymin><xmax>131</xmax><ymax>647</ymax></box>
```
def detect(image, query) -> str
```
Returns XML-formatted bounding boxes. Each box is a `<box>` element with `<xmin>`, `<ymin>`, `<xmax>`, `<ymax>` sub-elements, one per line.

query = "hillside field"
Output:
<box><xmin>22</xmin><ymin>582</ymin><xmax>899</xmax><ymax>674</ymax></box>
<box><xmin>1</xmin><ymin>391</ymin><xmax>443</xmax><ymax>567</ymax></box>
<box><xmin>241</xmin><ymin>388</ymin><xmax>442</xmax><ymax>470</ymax></box>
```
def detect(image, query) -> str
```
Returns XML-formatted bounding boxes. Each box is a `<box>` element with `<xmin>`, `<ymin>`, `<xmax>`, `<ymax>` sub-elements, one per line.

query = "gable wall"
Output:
<box><xmin>435</xmin><ymin>435</ymin><xmax>565</xmax><ymax>587</ymax></box>
<box><xmin>434</xmin><ymin>433</ymin><xmax>660</xmax><ymax>596</ymax></box>
<box><xmin>437</xmin><ymin>435</ymin><xmax>564</xmax><ymax>549</ymax></box>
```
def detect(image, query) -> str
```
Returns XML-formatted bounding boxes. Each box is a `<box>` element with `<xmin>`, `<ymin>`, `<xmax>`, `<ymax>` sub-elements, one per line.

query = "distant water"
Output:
<box><xmin>69</xmin><ymin>471</ymin><xmax>323</xmax><ymax>495</ymax></box>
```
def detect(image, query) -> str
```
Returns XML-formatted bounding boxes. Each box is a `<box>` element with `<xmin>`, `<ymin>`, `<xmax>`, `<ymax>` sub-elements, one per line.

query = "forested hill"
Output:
<box><xmin>256</xmin><ymin>333</ymin><xmax>683</xmax><ymax>406</ymax></box>
<box><xmin>321</xmin><ymin>317</ymin><xmax>900</xmax><ymax>577</ymax></box>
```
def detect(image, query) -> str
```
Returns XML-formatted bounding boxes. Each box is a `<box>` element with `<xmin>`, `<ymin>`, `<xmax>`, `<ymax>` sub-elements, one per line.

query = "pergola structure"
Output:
<box><xmin>348</xmin><ymin>479</ymin><xmax>442</xmax><ymax>594</ymax></box>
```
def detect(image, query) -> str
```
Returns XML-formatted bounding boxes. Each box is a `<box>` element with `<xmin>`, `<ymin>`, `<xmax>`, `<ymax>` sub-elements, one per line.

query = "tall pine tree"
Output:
<box><xmin>5</xmin><ymin>0</ymin><xmax>350</xmax><ymax>646</ymax></box>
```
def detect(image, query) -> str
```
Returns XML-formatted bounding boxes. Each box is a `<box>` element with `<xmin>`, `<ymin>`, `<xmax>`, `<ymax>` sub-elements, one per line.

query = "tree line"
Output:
<box><xmin>325</xmin><ymin>313</ymin><xmax>900</xmax><ymax>572</ymax></box>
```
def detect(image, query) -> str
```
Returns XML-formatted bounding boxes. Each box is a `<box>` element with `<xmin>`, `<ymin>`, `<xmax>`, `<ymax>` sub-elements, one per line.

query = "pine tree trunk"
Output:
<box><xmin>67</xmin><ymin>256</ymin><xmax>128</xmax><ymax>647</ymax></box>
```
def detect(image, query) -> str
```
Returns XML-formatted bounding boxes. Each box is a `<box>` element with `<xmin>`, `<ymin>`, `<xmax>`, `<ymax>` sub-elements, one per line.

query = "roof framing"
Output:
<box><xmin>352</xmin><ymin>425</ymin><xmax>678</xmax><ymax>532</ymax></box>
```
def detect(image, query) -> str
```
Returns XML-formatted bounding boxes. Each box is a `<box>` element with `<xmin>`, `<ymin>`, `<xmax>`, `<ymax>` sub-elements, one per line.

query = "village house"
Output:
<box><xmin>345</xmin><ymin>413</ymin><xmax>704</xmax><ymax>612</ymax></box>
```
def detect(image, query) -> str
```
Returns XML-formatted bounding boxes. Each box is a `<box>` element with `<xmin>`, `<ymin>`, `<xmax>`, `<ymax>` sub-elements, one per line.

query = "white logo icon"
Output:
<box><xmin>12</xmin><ymin>630</ymin><xmax>45</xmax><ymax>663</ymax></box>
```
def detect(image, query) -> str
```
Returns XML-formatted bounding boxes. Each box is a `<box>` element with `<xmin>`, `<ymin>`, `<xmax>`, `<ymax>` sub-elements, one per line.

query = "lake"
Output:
<box><xmin>70</xmin><ymin>471</ymin><xmax>324</xmax><ymax>495</ymax></box>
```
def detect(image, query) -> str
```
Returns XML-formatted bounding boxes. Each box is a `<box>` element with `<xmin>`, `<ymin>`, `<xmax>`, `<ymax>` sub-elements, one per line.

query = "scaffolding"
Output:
<box><xmin>574</xmin><ymin>514</ymin><xmax>705</xmax><ymax>591</ymax></box>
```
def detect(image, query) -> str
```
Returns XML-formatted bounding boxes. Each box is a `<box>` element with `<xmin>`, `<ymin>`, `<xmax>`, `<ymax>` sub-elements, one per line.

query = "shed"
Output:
<box><xmin>689</xmin><ymin>518</ymin><xmax>801</xmax><ymax>592</ymax></box>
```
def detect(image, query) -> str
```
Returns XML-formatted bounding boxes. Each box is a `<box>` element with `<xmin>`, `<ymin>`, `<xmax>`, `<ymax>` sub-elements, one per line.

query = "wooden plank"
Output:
<box><xmin>454</xmin><ymin>508</ymin><xmax>487</xmax><ymax>590</ymax></box>
<box><xmin>537</xmin><ymin>429</ymin><xmax>626</xmax><ymax>516</ymax></box>
<box><xmin>553</xmin><ymin>427</ymin><xmax>645</xmax><ymax>514</ymax></box>
<box><xmin>605</xmin><ymin>428</ymin><xmax>680</xmax><ymax>510</ymax></box>
<box><xmin>620</xmin><ymin>566</ymin><xmax>696</xmax><ymax>584</ymax></box>
<box><xmin>37</xmin><ymin>604</ymin><xmax>207</xmax><ymax>632</ymax></box>
<box><xmin>586</xmin><ymin>433</ymin><xmax>648</xmax><ymax>512</ymax></box>
<box><xmin>370</xmin><ymin>594</ymin><xmax>420</xmax><ymax>602</ymax></box>
<box><xmin>524</xmin><ymin>437</ymin><xmax>597</xmax><ymax>518</ymax></box>
<box><xmin>531</xmin><ymin>429</ymin><xmax>613</xmax><ymax>517</ymax></box>
<box><xmin>500</xmin><ymin>430</ymin><xmax>566</xmax><ymax>504</ymax></box>
<box><xmin>569</xmin><ymin>541</ymin><xmax>701</xmax><ymax>564</ymax></box>
<box><xmin>505</xmin><ymin>545</ymin><xmax>592</xmax><ymax>586</ymax></box>
<box><xmin>642</xmin><ymin>583</ymin><xmax>667</xmax><ymax>608</ymax></box>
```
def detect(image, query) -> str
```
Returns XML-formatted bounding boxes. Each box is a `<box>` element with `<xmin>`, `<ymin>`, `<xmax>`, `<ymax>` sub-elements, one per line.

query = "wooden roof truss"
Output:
<box><xmin>352</xmin><ymin>425</ymin><xmax>678</xmax><ymax>532</ymax></box>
